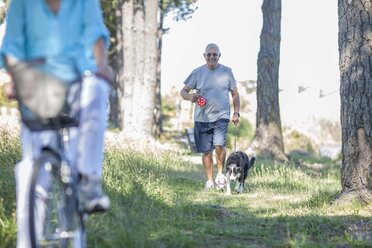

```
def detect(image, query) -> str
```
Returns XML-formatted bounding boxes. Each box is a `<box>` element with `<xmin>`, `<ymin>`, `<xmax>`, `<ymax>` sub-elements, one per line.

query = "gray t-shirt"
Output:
<box><xmin>183</xmin><ymin>64</ymin><xmax>236</xmax><ymax>122</ymax></box>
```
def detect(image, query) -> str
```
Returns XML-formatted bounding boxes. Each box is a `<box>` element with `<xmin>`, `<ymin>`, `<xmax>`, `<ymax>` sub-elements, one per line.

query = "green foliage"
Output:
<box><xmin>162</xmin><ymin>95</ymin><xmax>176</xmax><ymax>117</ymax></box>
<box><xmin>0</xmin><ymin>0</ymin><xmax>8</xmax><ymax>24</ymax></box>
<box><xmin>0</xmin><ymin>88</ymin><xmax>7</xmax><ymax>106</ymax></box>
<box><xmin>100</xmin><ymin>0</ymin><xmax>198</xmax><ymax>60</ymax></box>
<box><xmin>99</xmin><ymin>0</ymin><xmax>120</xmax><ymax>62</ymax></box>
<box><xmin>226</xmin><ymin>117</ymin><xmax>254</xmax><ymax>150</ymax></box>
<box><xmin>0</xmin><ymin>128</ymin><xmax>20</xmax><ymax>247</ymax></box>
<box><xmin>161</xmin><ymin>0</ymin><xmax>198</xmax><ymax>21</ymax></box>
<box><xmin>284</xmin><ymin>130</ymin><xmax>318</xmax><ymax>158</ymax></box>
<box><xmin>0</xmin><ymin>87</ymin><xmax>17</xmax><ymax>108</ymax></box>
<box><xmin>307</xmin><ymin>190</ymin><xmax>341</xmax><ymax>208</ymax></box>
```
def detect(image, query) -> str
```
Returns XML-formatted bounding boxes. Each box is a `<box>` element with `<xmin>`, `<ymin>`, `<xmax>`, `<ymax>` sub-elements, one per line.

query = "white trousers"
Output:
<box><xmin>15</xmin><ymin>76</ymin><xmax>110</xmax><ymax>248</ymax></box>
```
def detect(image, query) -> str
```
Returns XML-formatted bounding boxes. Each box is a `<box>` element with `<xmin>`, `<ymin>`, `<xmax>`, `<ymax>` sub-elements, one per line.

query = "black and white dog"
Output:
<box><xmin>225</xmin><ymin>150</ymin><xmax>256</xmax><ymax>195</ymax></box>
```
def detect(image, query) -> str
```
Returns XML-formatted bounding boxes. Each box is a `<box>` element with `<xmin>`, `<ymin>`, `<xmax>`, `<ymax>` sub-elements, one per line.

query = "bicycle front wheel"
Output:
<box><xmin>29</xmin><ymin>150</ymin><xmax>85</xmax><ymax>248</ymax></box>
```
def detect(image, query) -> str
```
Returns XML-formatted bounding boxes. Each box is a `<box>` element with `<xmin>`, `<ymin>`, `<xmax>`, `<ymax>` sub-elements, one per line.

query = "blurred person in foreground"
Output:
<box><xmin>180</xmin><ymin>43</ymin><xmax>240</xmax><ymax>191</ymax></box>
<box><xmin>0</xmin><ymin>0</ymin><xmax>114</xmax><ymax>246</ymax></box>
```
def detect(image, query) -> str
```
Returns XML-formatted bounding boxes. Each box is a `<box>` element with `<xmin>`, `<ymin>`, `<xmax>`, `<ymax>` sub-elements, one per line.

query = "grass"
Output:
<box><xmin>0</xmin><ymin>128</ymin><xmax>20</xmax><ymax>247</ymax></box>
<box><xmin>0</xmin><ymin>127</ymin><xmax>371</xmax><ymax>247</ymax></box>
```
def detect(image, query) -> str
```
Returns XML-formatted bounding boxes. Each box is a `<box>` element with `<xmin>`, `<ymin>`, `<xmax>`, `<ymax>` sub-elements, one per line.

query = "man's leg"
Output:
<box><xmin>71</xmin><ymin>76</ymin><xmax>110</xmax><ymax>212</ymax></box>
<box><xmin>194</xmin><ymin>121</ymin><xmax>215</xmax><ymax>190</ymax></box>
<box><xmin>215</xmin><ymin>145</ymin><xmax>226</xmax><ymax>174</ymax></box>
<box><xmin>75</xmin><ymin>76</ymin><xmax>109</xmax><ymax>178</ymax></box>
<box><xmin>202</xmin><ymin>151</ymin><xmax>214</xmax><ymax>182</ymax></box>
<box><xmin>213</xmin><ymin>119</ymin><xmax>229</xmax><ymax>189</ymax></box>
<box><xmin>213</xmin><ymin>119</ymin><xmax>229</xmax><ymax>175</ymax></box>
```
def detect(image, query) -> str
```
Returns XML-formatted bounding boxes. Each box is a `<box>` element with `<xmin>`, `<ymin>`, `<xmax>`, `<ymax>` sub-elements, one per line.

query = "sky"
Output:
<box><xmin>161</xmin><ymin>0</ymin><xmax>340</xmax><ymax>125</ymax></box>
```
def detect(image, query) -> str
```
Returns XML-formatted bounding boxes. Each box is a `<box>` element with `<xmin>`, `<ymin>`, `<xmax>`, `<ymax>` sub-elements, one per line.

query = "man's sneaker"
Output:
<box><xmin>78</xmin><ymin>177</ymin><xmax>110</xmax><ymax>213</ymax></box>
<box><xmin>215</xmin><ymin>173</ymin><xmax>227</xmax><ymax>191</ymax></box>
<box><xmin>204</xmin><ymin>180</ymin><xmax>215</xmax><ymax>192</ymax></box>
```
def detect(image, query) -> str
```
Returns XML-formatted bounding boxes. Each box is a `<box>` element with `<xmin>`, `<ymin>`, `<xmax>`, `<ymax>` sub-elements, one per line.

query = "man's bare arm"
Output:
<box><xmin>180</xmin><ymin>85</ymin><xmax>199</xmax><ymax>102</ymax></box>
<box><xmin>231</xmin><ymin>88</ymin><xmax>240</xmax><ymax>125</ymax></box>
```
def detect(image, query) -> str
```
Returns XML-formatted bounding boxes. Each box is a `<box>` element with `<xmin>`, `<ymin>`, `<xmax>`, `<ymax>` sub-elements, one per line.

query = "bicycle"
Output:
<box><xmin>5</xmin><ymin>55</ymin><xmax>86</xmax><ymax>248</ymax></box>
<box><xmin>29</xmin><ymin>129</ymin><xmax>86</xmax><ymax>248</ymax></box>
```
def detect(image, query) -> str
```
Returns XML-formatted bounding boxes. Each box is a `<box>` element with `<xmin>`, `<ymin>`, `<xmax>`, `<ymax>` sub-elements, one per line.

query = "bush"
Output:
<box><xmin>226</xmin><ymin>117</ymin><xmax>254</xmax><ymax>150</ymax></box>
<box><xmin>0</xmin><ymin>128</ymin><xmax>20</xmax><ymax>247</ymax></box>
<box><xmin>284</xmin><ymin>130</ymin><xmax>319</xmax><ymax>159</ymax></box>
<box><xmin>0</xmin><ymin>86</ymin><xmax>17</xmax><ymax>108</ymax></box>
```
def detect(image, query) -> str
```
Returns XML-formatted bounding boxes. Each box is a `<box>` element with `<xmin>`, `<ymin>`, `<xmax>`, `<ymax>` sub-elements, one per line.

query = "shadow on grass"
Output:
<box><xmin>100</xmin><ymin>184</ymin><xmax>371</xmax><ymax>248</ymax></box>
<box><xmin>92</xmin><ymin>151</ymin><xmax>372</xmax><ymax>248</ymax></box>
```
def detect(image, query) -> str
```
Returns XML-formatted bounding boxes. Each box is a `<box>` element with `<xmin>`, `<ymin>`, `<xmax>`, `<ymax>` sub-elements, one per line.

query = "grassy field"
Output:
<box><xmin>0</xmin><ymin>128</ymin><xmax>371</xmax><ymax>248</ymax></box>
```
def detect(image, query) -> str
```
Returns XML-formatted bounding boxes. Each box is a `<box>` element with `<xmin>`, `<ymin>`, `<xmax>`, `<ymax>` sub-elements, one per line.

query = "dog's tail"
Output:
<box><xmin>246</xmin><ymin>147</ymin><xmax>256</xmax><ymax>167</ymax></box>
<box><xmin>249</xmin><ymin>156</ymin><xmax>256</xmax><ymax>167</ymax></box>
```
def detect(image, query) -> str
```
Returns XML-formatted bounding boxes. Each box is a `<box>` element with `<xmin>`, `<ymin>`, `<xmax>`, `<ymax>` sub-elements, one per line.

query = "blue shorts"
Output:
<box><xmin>194</xmin><ymin>119</ymin><xmax>229</xmax><ymax>153</ymax></box>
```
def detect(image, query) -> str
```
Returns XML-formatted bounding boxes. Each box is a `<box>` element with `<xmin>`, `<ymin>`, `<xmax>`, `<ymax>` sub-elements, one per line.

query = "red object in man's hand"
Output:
<box><xmin>197</xmin><ymin>96</ymin><xmax>206</xmax><ymax>107</ymax></box>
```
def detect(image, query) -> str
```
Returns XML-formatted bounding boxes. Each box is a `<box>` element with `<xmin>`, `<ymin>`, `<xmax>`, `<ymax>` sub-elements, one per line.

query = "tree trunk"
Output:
<box><xmin>252</xmin><ymin>0</ymin><xmax>286</xmax><ymax>162</ymax></box>
<box><xmin>338</xmin><ymin>0</ymin><xmax>372</xmax><ymax>203</ymax></box>
<box><xmin>154</xmin><ymin>0</ymin><xmax>165</xmax><ymax>138</ymax></box>
<box><xmin>108</xmin><ymin>5</ymin><xmax>123</xmax><ymax>128</ymax></box>
<box><xmin>128</xmin><ymin>0</ymin><xmax>145</xmax><ymax>137</ymax></box>
<box><xmin>153</xmin><ymin>40</ymin><xmax>163</xmax><ymax>138</ymax></box>
<box><xmin>142</xmin><ymin>0</ymin><xmax>158</xmax><ymax>137</ymax></box>
<box><xmin>120</xmin><ymin>0</ymin><xmax>158</xmax><ymax>141</ymax></box>
<box><xmin>120</xmin><ymin>0</ymin><xmax>135</xmax><ymax>131</ymax></box>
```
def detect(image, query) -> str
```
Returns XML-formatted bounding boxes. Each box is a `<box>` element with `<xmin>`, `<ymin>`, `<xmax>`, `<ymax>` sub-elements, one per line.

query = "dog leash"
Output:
<box><xmin>233</xmin><ymin>124</ymin><xmax>237</xmax><ymax>152</ymax></box>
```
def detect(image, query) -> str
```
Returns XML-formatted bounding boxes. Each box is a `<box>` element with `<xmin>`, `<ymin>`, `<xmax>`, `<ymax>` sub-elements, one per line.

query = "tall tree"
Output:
<box><xmin>102</xmin><ymin>0</ymin><xmax>197</xmax><ymax>139</ymax></box>
<box><xmin>117</xmin><ymin>0</ymin><xmax>158</xmax><ymax>141</ymax></box>
<box><xmin>154</xmin><ymin>0</ymin><xmax>197</xmax><ymax>137</ymax></box>
<box><xmin>252</xmin><ymin>0</ymin><xmax>286</xmax><ymax>161</ymax></box>
<box><xmin>338</xmin><ymin>0</ymin><xmax>372</xmax><ymax>203</ymax></box>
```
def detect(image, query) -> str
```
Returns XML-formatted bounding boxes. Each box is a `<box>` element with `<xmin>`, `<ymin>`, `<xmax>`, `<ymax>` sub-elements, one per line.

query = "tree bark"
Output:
<box><xmin>252</xmin><ymin>0</ymin><xmax>286</xmax><ymax>162</ymax></box>
<box><xmin>338</xmin><ymin>0</ymin><xmax>372</xmax><ymax>203</ymax></box>
<box><xmin>107</xmin><ymin>4</ymin><xmax>123</xmax><ymax>128</ymax></box>
<box><xmin>120</xmin><ymin>0</ymin><xmax>159</xmax><ymax>141</ymax></box>
<box><xmin>128</xmin><ymin>0</ymin><xmax>145</xmax><ymax>137</ymax></box>
<box><xmin>120</xmin><ymin>0</ymin><xmax>135</xmax><ymax>132</ymax></box>
<box><xmin>154</xmin><ymin>0</ymin><xmax>165</xmax><ymax>138</ymax></box>
<box><xmin>142</xmin><ymin>0</ymin><xmax>159</xmax><ymax>137</ymax></box>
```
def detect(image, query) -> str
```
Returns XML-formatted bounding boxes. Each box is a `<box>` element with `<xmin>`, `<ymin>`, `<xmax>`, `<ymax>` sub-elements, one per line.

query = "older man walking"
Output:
<box><xmin>180</xmin><ymin>43</ymin><xmax>240</xmax><ymax>191</ymax></box>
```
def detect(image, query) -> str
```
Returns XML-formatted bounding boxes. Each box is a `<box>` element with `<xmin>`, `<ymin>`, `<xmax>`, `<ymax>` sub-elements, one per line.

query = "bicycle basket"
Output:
<box><xmin>4</xmin><ymin>56</ymin><xmax>81</xmax><ymax>131</ymax></box>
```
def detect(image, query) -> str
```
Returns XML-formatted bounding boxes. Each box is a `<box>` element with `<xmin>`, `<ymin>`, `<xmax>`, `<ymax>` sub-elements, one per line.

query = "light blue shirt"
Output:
<box><xmin>184</xmin><ymin>64</ymin><xmax>237</xmax><ymax>122</ymax></box>
<box><xmin>0</xmin><ymin>0</ymin><xmax>109</xmax><ymax>81</ymax></box>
